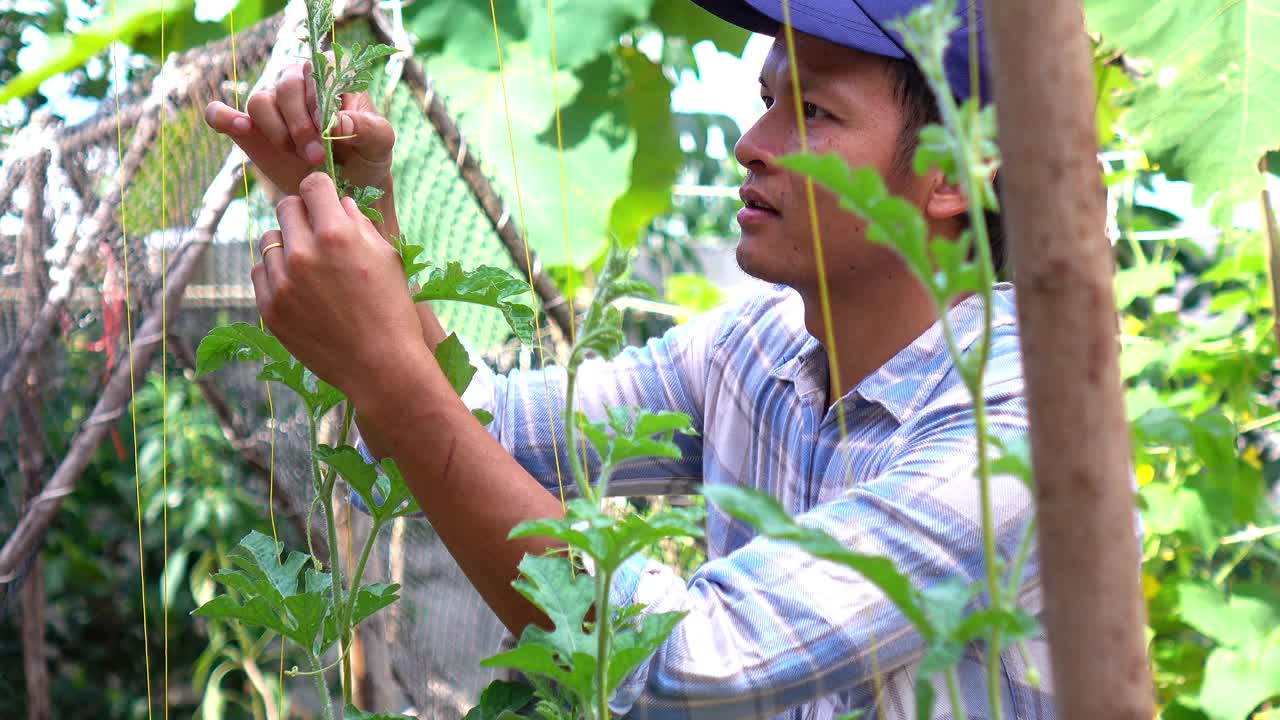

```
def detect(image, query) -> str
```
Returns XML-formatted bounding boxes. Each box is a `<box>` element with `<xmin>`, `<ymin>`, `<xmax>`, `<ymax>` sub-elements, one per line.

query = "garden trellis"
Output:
<box><xmin>0</xmin><ymin>0</ymin><xmax>573</xmax><ymax>712</ymax></box>
<box><xmin>0</xmin><ymin>0</ymin><xmax>1176</xmax><ymax>716</ymax></box>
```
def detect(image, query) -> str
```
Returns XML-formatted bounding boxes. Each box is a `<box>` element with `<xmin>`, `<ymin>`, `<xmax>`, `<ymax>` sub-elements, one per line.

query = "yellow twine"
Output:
<box><xmin>226</xmin><ymin>2</ymin><xmax>285</xmax><ymax>702</ymax></box>
<box><xmin>159</xmin><ymin>2</ymin><xmax>170</xmax><ymax>718</ymax></box>
<box><xmin>776</xmin><ymin>2</ymin><xmax>881</xmax><ymax>714</ymax></box>
<box><xmin>111</xmin><ymin>0</ymin><xmax>153</xmax><ymax>714</ymax></box>
<box><xmin>487</xmin><ymin>0</ymin><xmax>569</xmax><ymax>510</ymax></box>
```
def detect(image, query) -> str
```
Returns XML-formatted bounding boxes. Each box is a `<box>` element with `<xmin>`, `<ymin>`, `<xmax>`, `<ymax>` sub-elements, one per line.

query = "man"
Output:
<box><xmin>204</xmin><ymin>0</ymin><xmax>1048</xmax><ymax>716</ymax></box>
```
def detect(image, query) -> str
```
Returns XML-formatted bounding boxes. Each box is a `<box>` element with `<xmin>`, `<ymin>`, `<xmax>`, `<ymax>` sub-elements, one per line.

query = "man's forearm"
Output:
<box><xmin>353</xmin><ymin>350</ymin><xmax>564</xmax><ymax>636</ymax></box>
<box><xmin>372</xmin><ymin>175</ymin><xmax>448</xmax><ymax>350</ymax></box>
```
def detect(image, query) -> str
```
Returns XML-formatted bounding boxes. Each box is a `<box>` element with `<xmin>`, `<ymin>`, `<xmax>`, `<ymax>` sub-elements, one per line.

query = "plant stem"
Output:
<box><xmin>310</xmin><ymin>415</ymin><xmax>348</xmax><ymax>701</ymax></box>
<box><xmin>308</xmin><ymin>652</ymin><xmax>336</xmax><ymax>720</ymax></box>
<box><xmin>563</xmin><ymin>369</ymin><xmax>593</xmax><ymax>502</ymax></box>
<box><xmin>344</xmin><ymin>519</ymin><xmax>385</xmax><ymax>629</ymax></box>
<box><xmin>594</xmin><ymin>568</ymin><xmax>614</xmax><ymax>720</ymax></box>
<box><xmin>944</xmin><ymin>667</ymin><xmax>967</xmax><ymax>719</ymax></box>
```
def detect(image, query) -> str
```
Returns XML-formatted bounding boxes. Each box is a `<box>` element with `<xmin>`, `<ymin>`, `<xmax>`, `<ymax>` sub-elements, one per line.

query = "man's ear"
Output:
<box><xmin>924</xmin><ymin>172</ymin><xmax>970</xmax><ymax>222</ymax></box>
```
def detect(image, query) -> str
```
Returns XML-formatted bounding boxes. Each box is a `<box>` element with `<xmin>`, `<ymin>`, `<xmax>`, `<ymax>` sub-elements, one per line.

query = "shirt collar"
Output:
<box><xmin>770</xmin><ymin>284</ymin><xmax>1018</xmax><ymax>424</ymax></box>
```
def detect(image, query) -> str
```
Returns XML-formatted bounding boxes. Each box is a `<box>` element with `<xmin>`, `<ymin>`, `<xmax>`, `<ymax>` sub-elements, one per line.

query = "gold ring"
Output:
<box><xmin>261</xmin><ymin>242</ymin><xmax>284</xmax><ymax>258</ymax></box>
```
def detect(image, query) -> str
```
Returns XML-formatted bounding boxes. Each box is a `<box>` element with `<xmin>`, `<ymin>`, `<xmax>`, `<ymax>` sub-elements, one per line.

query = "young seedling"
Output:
<box><xmin>468</xmin><ymin>239</ymin><xmax>705</xmax><ymax>720</ymax></box>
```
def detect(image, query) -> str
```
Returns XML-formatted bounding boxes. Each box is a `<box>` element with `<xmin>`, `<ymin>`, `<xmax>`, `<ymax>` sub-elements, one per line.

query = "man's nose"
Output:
<box><xmin>734</xmin><ymin>112</ymin><xmax>785</xmax><ymax>174</ymax></box>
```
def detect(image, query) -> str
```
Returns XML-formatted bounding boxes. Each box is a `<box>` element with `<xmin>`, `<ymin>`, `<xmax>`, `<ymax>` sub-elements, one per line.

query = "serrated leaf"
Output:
<box><xmin>282</xmin><ymin>590</ymin><xmax>331</xmax><ymax>650</ymax></box>
<box><xmin>196</xmin><ymin>323</ymin><xmax>291</xmax><ymax>375</ymax></box>
<box><xmin>1114</xmin><ymin>261</ymin><xmax>1177</xmax><ymax>310</ymax></box>
<box><xmin>350</xmin><ymin>583</ymin><xmax>401</xmax><ymax>626</ymax></box>
<box><xmin>1085</xmin><ymin>0</ymin><xmax>1280</xmax><ymax>206</ymax></box>
<box><xmin>392</xmin><ymin>235</ymin><xmax>430</xmax><ymax>280</ymax></box>
<box><xmin>413</xmin><ymin>263</ymin><xmax>536</xmax><ymax>344</ymax></box>
<box><xmin>192</xmin><ymin>594</ymin><xmax>293</xmax><ymax>637</ymax></box>
<box><xmin>227</xmin><ymin>530</ymin><xmax>309</xmax><ymax>605</ymax></box>
<box><xmin>606</xmin><ymin>609</ymin><xmax>686</xmax><ymax>692</ymax></box>
<box><xmin>464</xmin><ymin>680</ymin><xmax>536</xmax><ymax>720</ymax></box>
<box><xmin>316</xmin><ymin>445</ymin><xmax>418</xmax><ymax>521</ymax></box>
<box><xmin>510</xmin><ymin>555</ymin><xmax>595</xmax><ymax>661</ymax></box>
<box><xmin>435</xmin><ymin>333</ymin><xmax>478</xmax><ymax>396</ymax></box>
<box><xmin>703</xmin><ymin>485</ymin><xmax>931</xmax><ymax>634</ymax></box>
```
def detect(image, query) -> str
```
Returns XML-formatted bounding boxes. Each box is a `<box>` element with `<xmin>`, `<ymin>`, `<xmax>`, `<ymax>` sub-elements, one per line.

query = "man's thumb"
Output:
<box><xmin>334</xmin><ymin>111</ymin><xmax>394</xmax><ymax>158</ymax></box>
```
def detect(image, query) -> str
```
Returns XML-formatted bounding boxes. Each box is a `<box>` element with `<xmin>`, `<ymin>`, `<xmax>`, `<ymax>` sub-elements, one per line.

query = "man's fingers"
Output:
<box><xmin>276</xmin><ymin>195</ymin><xmax>313</xmax><ymax>260</ymax></box>
<box><xmin>298</xmin><ymin>173</ymin><xmax>350</xmax><ymax>244</ymax></box>
<box><xmin>333</xmin><ymin>110</ymin><xmax>395</xmax><ymax>161</ymax></box>
<box><xmin>278</xmin><ymin>65</ymin><xmax>324</xmax><ymax>166</ymax></box>
<box><xmin>260</xmin><ymin>229</ymin><xmax>288</xmax><ymax>290</ymax></box>
<box><xmin>246</xmin><ymin>91</ymin><xmax>294</xmax><ymax>154</ymax></box>
<box><xmin>204</xmin><ymin>101</ymin><xmax>252</xmax><ymax>135</ymax></box>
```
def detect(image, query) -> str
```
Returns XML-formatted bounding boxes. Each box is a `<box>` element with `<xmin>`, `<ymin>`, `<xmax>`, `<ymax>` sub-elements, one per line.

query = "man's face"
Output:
<box><xmin>734</xmin><ymin>32</ymin><xmax>924</xmax><ymax>290</ymax></box>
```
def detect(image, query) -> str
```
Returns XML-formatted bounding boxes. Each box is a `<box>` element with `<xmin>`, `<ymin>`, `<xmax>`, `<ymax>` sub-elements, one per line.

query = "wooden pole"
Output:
<box><xmin>18</xmin><ymin>150</ymin><xmax>53</xmax><ymax>720</ymax></box>
<box><xmin>984</xmin><ymin>2</ymin><xmax>1154</xmax><ymax>718</ymax></box>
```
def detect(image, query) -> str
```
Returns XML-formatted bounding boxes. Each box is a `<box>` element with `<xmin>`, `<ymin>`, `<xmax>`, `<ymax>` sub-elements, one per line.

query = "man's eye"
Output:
<box><xmin>802</xmin><ymin>102</ymin><xmax>828</xmax><ymax>120</ymax></box>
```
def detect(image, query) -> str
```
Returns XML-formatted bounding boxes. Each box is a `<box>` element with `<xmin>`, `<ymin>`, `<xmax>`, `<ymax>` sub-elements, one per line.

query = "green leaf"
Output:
<box><xmin>392</xmin><ymin>235</ymin><xmax>430</xmax><ymax>280</ymax></box>
<box><xmin>405</xmin><ymin>0</ymin><xmax>526</xmax><ymax>69</ymax></box>
<box><xmin>1114</xmin><ymin>261</ymin><xmax>1177</xmax><ymax>310</ymax></box>
<box><xmin>282</xmin><ymin>590</ymin><xmax>330</xmax><ymax>649</ymax></box>
<box><xmin>607</xmin><ymin>49</ymin><xmax>682</xmax><ymax>246</ymax></box>
<box><xmin>1085</xmin><ymin>0</ymin><xmax>1280</xmax><ymax>205</ymax></box>
<box><xmin>196</xmin><ymin>323</ymin><xmax>290</xmax><ymax>376</ymax></box>
<box><xmin>473</xmin><ymin>408</ymin><xmax>496</xmax><ymax>425</ymax></box>
<box><xmin>1178</xmin><ymin>580</ymin><xmax>1280</xmax><ymax>652</ymax></box>
<box><xmin>464</xmin><ymin>680</ymin><xmax>537</xmax><ymax>720</ymax></box>
<box><xmin>703</xmin><ymin>485</ymin><xmax>931</xmax><ymax>634</ymax></box>
<box><xmin>915</xmin><ymin>678</ymin><xmax>935</xmax><ymax>720</ymax></box>
<box><xmin>650</xmin><ymin>0</ymin><xmax>750</xmax><ymax>60</ymax></box>
<box><xmin>0</xmin><ymin>0</ymin><xmax>197</xmax><ymax>104</ymax></box>
<box><xmin>1139</xmin><ymin>483</ymin><xmax>1215</xmax><ymax>551</ymax></box>
<box><xmin>1196</xmin><ymin>630</ymin><xmax>1280</xmax><ymax>720</ymax></box>
<box><xmin>606</xmin><ymin>609</ymin><xmax>686</xmax><ymax>692</ymax></box>
<box><xmin>378</xmin><ymin>458</ymin><xmax>422</xmax><ymax>518</ymax></box>
<box><xmin>227</xmin><ymin>530</ymin><xmax>309</xmax><ymax>605</ymax></box>
<box><xmin>511</xmin><ymin>555</ymin><xmax>596</xmax><ymax>659</ymax></box>
<box><xmin>413</xmin><ymin>262</ymin><xmax>536</xmax><ymax>344</ymax></box>
<box><xmin>192</xmin><ymin>595</ymin><xmax>293</xmax><ymax>638</ymax></box>
<box><xmin>316</xmin><ymin>445</ymin><xmax>419</xmax><ymax>521</ymax></box>
<box><xmin>350</xmin><ymin>583</ymin><xmax>401</xmax><ymax>626</ymax></box>
<box><xmin>990</xmin><ymin>435</ymin><xmax>1034</xmax><ymax>492</ymax></box>
<box><xmin>426</xmin><ymin>44</ymin><xmax>636</xmax><ymax>268</ymax></box>
<box><xmin>435</xmin><ymin>333</ymin><xmax>479</xmax><ymax>396</ymax></box>
<box><xmin>524</xmin><ymin>0</ymin><xmax>652</xmax><ymax>71</ymax></box>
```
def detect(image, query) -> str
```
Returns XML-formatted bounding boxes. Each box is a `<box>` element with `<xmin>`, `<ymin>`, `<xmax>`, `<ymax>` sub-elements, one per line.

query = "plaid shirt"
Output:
<box><xmin>389</xmin><ymin>283</ymin><xmax>1052</xmax><ymax>719</ymax></box>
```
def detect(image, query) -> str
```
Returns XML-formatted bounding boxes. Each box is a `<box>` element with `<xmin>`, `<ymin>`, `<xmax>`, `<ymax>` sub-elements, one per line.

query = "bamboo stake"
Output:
<box><xmin>985</xmin><ymin>2</ymin><xmax>1153</xmax><ymax>718</ymax></box>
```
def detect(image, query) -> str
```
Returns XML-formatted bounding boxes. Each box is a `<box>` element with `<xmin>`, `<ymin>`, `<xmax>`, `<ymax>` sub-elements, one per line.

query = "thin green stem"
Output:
<box><xmin>944</xmin><ymin>667</ymin><xmax>968</xmax><ymax>719</ymax></box>
<box><xmin>344</xmin><ymin>518</ymin><xmax>385</xmax><ymax>629</ymax></box>
<box><xmin>308</xmin><ymin>652</ymin><xmax>336</xmax><ymax>720</ymax></box>
<box><xmin>310</xmin><ymin>414</ymin><xmax>348</xmax><ymax>701</ymax></box>
<box><xmin>595</xmin><ymin>568</ymin><xmax>615</xmax><ymax>720</ymax></box>
<box><xmin>563</xmin><ymin>369</ymin><xmax>593</xmax><ymax>502</ymax></box>
<box><xmin>1006</xmin><ymin>517</ymin><xmax>1037</xmax><ymax>605</ymax></box>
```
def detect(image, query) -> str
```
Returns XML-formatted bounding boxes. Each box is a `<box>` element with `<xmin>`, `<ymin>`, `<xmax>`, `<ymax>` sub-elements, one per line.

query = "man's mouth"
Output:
<box><xmin>738</xmin><ymin>187</ymin><xmax>780</xmax><ymax>225</ymax></box>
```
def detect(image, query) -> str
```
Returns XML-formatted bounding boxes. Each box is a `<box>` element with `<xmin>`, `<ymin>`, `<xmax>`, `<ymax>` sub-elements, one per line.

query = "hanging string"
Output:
<box><xmin>776</xmin><ymin>1</ymin><xmax>883</xmax><ymax>714</ymax></box>
<box><xmin>158</xmin><ymin>1</ymin><xmax>171</xmax><ymax>716</ymax></box>
<box><xmin>225</xmin><ymin>0</ymin><xmax>286</xmax><ymax>703</ymax></box>
<box><xmin>486</xmin><ymin>0</ymin><xmax>569</xmax><ymax>508</ymax></box>
<box><xmin>111</xmin><ymin>0</ymin><xmax>154</xmax><ymax>714</ymax></box>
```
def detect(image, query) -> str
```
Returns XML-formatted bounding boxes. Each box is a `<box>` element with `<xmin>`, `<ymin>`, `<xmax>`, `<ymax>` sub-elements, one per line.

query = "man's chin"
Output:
<box><xmin>735</xmin><ymin>237</ymin><xmax>785</xmax><ymax>285</ymax></box>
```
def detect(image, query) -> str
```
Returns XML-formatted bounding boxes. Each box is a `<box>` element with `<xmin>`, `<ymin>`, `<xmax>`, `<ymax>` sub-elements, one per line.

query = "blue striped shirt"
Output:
<box><xmin>386</xmin><ymin>283</ymin><xmax>1052</xmax><ymax>719</ymax></box>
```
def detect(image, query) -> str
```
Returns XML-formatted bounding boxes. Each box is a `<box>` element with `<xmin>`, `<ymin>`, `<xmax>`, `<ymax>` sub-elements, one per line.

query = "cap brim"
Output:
<box><xmin>688</xmin><ymin>0</ymin><xmax>906</xmax><ymax>59</ymax></box>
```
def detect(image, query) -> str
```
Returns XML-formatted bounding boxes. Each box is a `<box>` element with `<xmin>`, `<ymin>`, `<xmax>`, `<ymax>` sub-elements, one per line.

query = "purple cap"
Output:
<box><xmin>689</xmin><ymin>0</ymin><xmax>990</xmax><ymax>104</ymax></box>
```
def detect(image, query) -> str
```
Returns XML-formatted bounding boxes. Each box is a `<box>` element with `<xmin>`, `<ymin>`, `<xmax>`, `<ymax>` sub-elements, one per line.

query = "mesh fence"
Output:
<box><xmin>0</xmin><ymin>8</ymin><xmax>546</xmax><ymax>716</ymax></box>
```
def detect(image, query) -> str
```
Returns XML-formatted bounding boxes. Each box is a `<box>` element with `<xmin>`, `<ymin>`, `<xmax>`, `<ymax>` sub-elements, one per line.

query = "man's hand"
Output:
<box><xmin>253</xmin><ymin>172</ymin><xmax>427</xmax><ymax>406</ymax></box>
<box><xmin>204</xmin><ymin>61</ymin><xmax>395</xmax><ymax>195</ymax></box>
